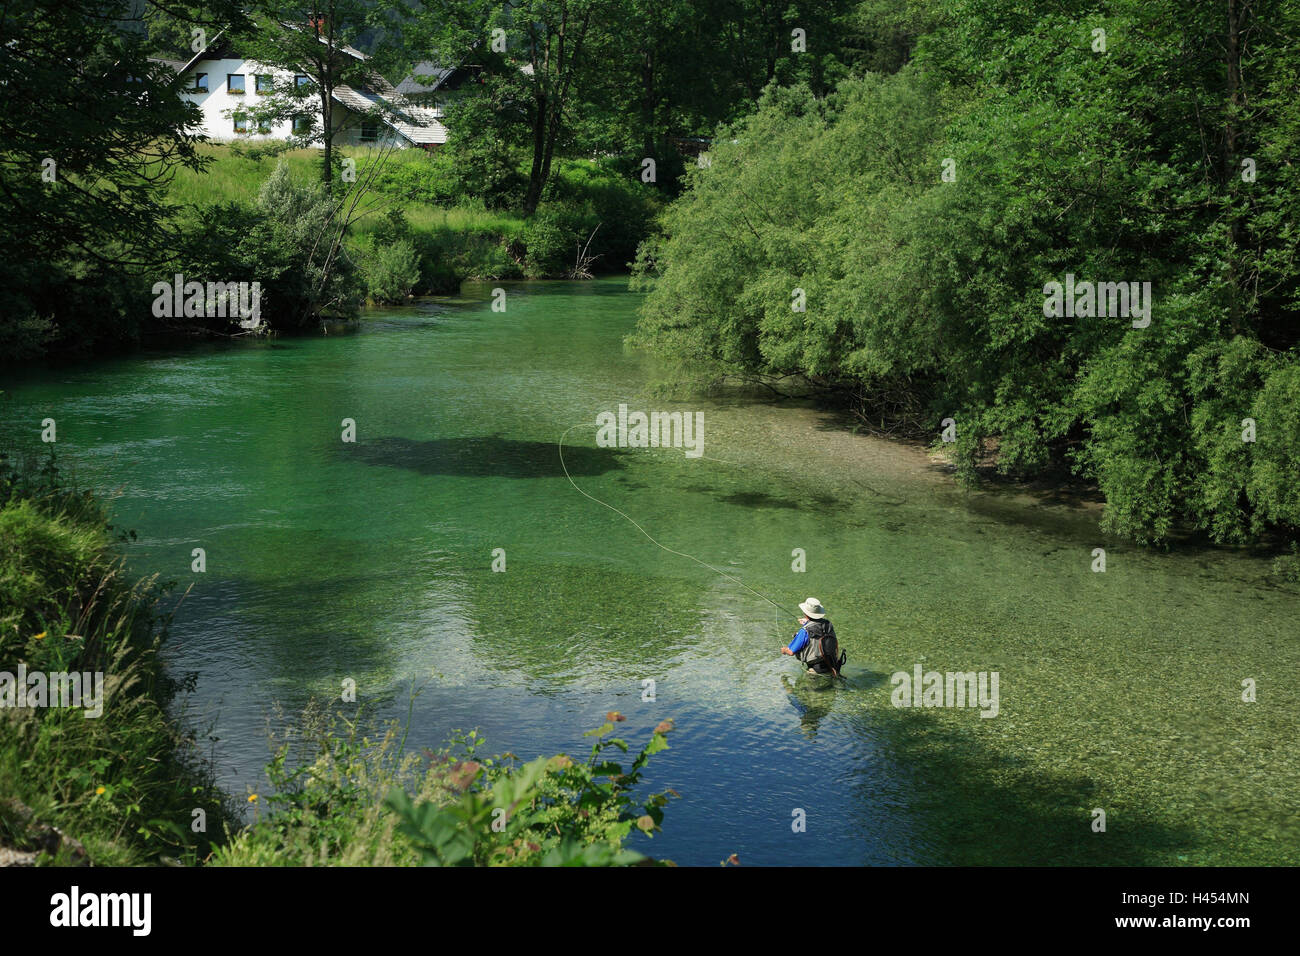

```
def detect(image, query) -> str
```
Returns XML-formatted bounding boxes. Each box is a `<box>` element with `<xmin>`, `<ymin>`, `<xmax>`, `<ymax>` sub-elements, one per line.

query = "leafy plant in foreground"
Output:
<box><xmin>387</xmin><ymin>713</ymin><xmax>677</xmax><ymax>867</ymax></box>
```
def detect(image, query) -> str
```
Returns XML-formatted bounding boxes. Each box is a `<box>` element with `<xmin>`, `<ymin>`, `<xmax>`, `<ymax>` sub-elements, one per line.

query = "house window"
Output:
<box><xmin>292</xmin><ymin>114</ymin><xmax>311</xmax><ymax>135</ymax></box>
<box><xmin>255</xmin><ymin>74</ymin><xmax>273</xmax><ymax>94</ymax></box>
<box><xmin>233</xmin><ymin>114</ymin><xmax>248</xmax><ymax>134</ymax></box>
<box><xmin>227</xmin><ymin>74</ymin><xmax>245</xmax><ymax>94</ymax></box>
<box><xmin>359</xmin><ymin>120</ymin><xmax>380</xmax><ymax>143</ymax></box>
<box><xmin>295</xmin><ymin>74</ymin><xmax>311</xmax><ymax>88</ymax></box>
<box><xmin>193</xmin><ymin>73</ymin><xmax>208</xmax><ymax>92</ymax></box>
<box><xmin>257</xmin><ymin>117</ymin><xmax>272</xmax><ymax>134</ymax></box>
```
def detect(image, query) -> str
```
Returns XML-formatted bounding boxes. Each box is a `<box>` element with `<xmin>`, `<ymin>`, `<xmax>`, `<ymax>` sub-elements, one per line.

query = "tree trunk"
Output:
<box><xmin>1224</xmin><ymin>0</ymin><xmax>1248</xmax><ymax>331</ymax></box>
<box><xmin>641</xmin><ymin>48</ymin><xmax>655</xmax><ymax>160</ymax></box>
<box><xmin>539</xmin><ymin>105</ymin><xmax>561</xmax><ymax>200</ymax></box>
<box><xmin>321</xmin><ymin>83</ymin><xmax>333</xmax><ymax>190</ymax></box>
<box><xmin>523</xmin><ymin>92</ymin><xmax>549</xmax><ymax>215</ymax></box>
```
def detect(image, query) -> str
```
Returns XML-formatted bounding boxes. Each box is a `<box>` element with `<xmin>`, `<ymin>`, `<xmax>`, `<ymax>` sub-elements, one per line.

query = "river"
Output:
<box><xmin>3</xmin><ymin>277</ymin><xmax>1297</xmax><ymax>865</ymax></box>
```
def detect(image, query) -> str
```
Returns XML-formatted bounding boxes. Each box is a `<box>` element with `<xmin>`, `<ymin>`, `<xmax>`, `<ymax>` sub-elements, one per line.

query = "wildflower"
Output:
<box><xmin>248</xmin><ymin>794</ymin><xmax>259</xmax><ymax>803</ymax></box>
<box><xmin>724</xmin><ymin>853</ymin><xmax>740</xmax><ymax>866</ymax></box>
<box><xmin>636</xmin><ymin>815</ymin><xmax>655</xmax><ymax>832</ymax></box>
<box><xmin>654</xmin><ymin>719</ymin><xmax>675</xmax><ymax>734</ymax></box>
<box><xmin>95</xmin><ymin>786</ymin><xmax>105</xmax><ymax>796</ymax></box>
<box><xmin>34</xmin><ymin>632</ymin><xmax>47</xmax><ymax>641</ymax></box>
<box><xmin>605</xmin><ymin>711</ymin><xmax>626</xmax><ymax>722</ymax></box>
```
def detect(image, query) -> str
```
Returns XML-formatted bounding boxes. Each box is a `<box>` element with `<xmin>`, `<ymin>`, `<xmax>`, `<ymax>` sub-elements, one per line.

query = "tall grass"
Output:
<box><xmin>0</xmin><ymin>452</ymin><xmax>236</xmax><ymax>864</ymax></box>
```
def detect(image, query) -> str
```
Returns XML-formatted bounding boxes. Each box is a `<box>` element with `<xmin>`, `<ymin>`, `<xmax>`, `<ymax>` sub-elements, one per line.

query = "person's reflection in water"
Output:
<box><xmin>781</xmin><ymin>674</ymin><xmax>836</xmax><ymax>740</ymax></box>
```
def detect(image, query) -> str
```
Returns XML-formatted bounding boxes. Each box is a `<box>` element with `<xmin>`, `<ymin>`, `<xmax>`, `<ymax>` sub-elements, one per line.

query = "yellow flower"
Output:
<box><xmin>95</xmin><ymin>786</ymin><xmax>105</xmax><ymax>796</ymax></box>
<box><xmin>248</xmin><ymin>794</ymin><xmax>259</xmax><ymax>803</ymax></box>
<box><xmin>34</xmin><ymin>632</ymin><xmax>47</xmax><ymax>641</ymax></box>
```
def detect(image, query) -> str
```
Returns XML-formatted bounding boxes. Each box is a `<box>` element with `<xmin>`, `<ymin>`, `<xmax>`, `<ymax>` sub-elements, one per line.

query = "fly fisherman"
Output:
<box><xmin>780</xmin><ymin>598</ymin><xmax>845</xmax><ymax>677</ymax></box>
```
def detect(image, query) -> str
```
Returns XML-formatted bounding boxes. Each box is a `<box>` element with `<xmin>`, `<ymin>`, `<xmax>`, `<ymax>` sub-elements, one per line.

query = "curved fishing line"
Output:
<box><xmin>558</xmin><ymin>423</ymin><xmax>799</xmax><ymax>622</ymax></box>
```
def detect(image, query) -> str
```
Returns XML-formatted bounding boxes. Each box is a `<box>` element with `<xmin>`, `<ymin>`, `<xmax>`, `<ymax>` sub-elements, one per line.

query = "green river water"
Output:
<box><xmin>3</xmin><ymin>277</ymin><xmax>1297</xmax><ymax>865</ymax></box>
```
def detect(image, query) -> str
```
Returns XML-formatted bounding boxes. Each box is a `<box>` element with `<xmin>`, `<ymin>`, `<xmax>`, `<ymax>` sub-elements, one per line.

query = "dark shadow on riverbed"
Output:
<box><xmin>349</xmin><ymin>435</ymin><xmax>625</xmax><ymax>479</ymax></box>
<box><xmin>719</xmin><ymin>490</ymin><xmax>800</xmax><ymax>510</ymax></box>
<box><xmin>847</xmin><ymin>704</ymin><xmax>1202</xmax><ymax>865</ymax></box>
<box><xmin>677</xmin><ymin>484</ymin><xmax>849</xmax><ymax>513</ymax></box>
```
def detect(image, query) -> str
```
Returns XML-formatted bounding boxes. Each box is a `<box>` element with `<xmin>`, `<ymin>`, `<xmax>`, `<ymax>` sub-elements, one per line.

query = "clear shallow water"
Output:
<box><xmin>3</xmin><ymin>277</ymin><xmax>1297</xmax><ymax>865</ymax></box>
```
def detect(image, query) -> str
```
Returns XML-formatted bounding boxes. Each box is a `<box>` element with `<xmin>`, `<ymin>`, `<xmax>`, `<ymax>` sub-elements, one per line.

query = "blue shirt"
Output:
<box><xmin>787</xmin><ymin>627</ymin><xmax>810</xmax><ymax>654</ymax></box>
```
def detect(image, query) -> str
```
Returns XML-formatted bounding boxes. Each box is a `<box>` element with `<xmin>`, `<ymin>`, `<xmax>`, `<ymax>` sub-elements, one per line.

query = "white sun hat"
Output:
<box><xmin>799</xmin><ymin>598</ymin><xmax>827</xmax><ymax>619</ymax></box>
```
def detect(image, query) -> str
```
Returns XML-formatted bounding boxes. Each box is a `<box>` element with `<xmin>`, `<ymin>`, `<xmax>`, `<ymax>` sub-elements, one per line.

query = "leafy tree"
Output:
<box><xmin>0</xmin><ymin>0</ymin><xmax>242</xmax><ymax>355</ymax></box>
<box><xmin>417</xmin><ymin>0</ymin><xmax>623</xmax><ymax>215</ymax></box>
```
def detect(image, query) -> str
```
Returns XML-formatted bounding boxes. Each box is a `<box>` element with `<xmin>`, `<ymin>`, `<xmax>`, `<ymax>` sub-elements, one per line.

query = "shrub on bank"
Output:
<box><xmin>170</xmin><ymin>161</ymin><xmax>365</xmax><ymax>331</ymax></box>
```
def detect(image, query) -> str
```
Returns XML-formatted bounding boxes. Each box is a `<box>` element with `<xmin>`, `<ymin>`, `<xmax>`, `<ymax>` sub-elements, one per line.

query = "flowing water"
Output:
<box><xmin>3</xmin><ymin>277</ymin><xmax>1297</xmax><ymax>865</ymax></box>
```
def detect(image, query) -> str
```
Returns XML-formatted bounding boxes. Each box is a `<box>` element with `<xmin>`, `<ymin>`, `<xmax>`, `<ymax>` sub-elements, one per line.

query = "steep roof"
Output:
<box><xmin>332</xmin><ymin>78</ymin><xmax>448</xmax><ymax>145</ymax></box>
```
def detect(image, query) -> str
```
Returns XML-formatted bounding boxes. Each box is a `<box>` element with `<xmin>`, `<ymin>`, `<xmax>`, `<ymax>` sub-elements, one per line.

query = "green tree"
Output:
<box><xmin>233</xmin><ymin>0</ymin><xmax>415</xmax><ymax>189</ymax></box>
<box><xmin>0</xmin><ymin>0</ymin><xmax>242</xmax><ymax>356</ymax></box>
<box><xmin>417</xmin><ymin>0</ymin><xmax>622</xmax><ymax>215</ymax></box>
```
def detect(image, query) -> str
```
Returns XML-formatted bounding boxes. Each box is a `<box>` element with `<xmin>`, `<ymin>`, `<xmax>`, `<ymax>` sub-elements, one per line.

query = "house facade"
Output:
<box><xmin>157</xmin><ymin>35</ymin><xmax>448</xmax><ymax>149</ymax></box>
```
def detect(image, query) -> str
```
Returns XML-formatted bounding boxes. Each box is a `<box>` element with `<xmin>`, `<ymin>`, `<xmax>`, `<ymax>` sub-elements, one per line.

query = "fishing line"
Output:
<box><xmin>558</xmin><ymin>423</ymin><xmax>800</xmax><ymax>622</ymax></box>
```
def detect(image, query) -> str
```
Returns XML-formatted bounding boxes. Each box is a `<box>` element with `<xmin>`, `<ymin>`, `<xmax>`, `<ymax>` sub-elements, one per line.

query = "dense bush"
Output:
<box><xmin>520</xmin><ymin>206</ymin><xmax>573</xmax><ymax>278</ymax></box>
<box><xmin>633</xmin><ymin>0</ymin><xmax>1300</xmax><ymax>555</ymax></box>
<box><xmin>375</xmin><ymin>151</ymin><xmax>661</xmax><ymax>281</ymax></box>
<box><xmin>0</xmin><ymin>259</ymin><xmax>142</xmax><ymax>359</ymax></box>
<box><xmin>358</xmin><ymin>209</ymin><xmax>420</xmax><ymax>302</ymax></box>
<box><xmin>172</xmin><ymin>160</ymin><xmax>364</xmax><ymax>331</ymax></box>
<box><xmin>362</xmin><ymin>239</ymin><xmax>422</xmax><ymax>303</ymax></box>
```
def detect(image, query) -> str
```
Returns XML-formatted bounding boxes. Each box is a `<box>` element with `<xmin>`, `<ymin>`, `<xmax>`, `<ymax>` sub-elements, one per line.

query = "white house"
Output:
<box><xmin>155</xmin><ymin>32</ymin><xmax>448</xmax><ymax>149</ymax></box>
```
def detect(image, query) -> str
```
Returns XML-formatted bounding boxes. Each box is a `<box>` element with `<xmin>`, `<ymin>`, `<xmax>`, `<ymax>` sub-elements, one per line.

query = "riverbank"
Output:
<box><xmin>0</xmin><ymin>453</ymin><xmax>235</xmax><ymax>865</ymax></box>
<box><xmin>169</xmin><ymin>144</ymin><xmax>660</xmax><ymax>295</ymax></box>
<box><xmin>2</xmin><ymin>144</ymin><xmax>660</xmax><ymax>364</ymax></box>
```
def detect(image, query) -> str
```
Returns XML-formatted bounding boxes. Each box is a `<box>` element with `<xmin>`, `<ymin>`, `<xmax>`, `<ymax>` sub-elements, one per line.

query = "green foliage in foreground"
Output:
<box><xmin>212</xmin><ymin>704</ymin><xmax>677</xmax><ymax>867</ymax></box>
<box><xmin>634</xmin><ymin>0</ymin><xmax>1300</xmax><ymax>564</ymax></box>
<box><xmin>0</xmin><ymin>453</ymin><xmax>236</xmax><ymax>865</ymax></box>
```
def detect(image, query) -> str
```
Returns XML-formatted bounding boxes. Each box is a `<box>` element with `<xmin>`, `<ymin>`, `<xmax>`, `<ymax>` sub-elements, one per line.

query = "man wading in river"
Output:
<box><xmin>780</xmin><ymin>598</ymin><xmax>845</xmax><ymax>677</ymax></box>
